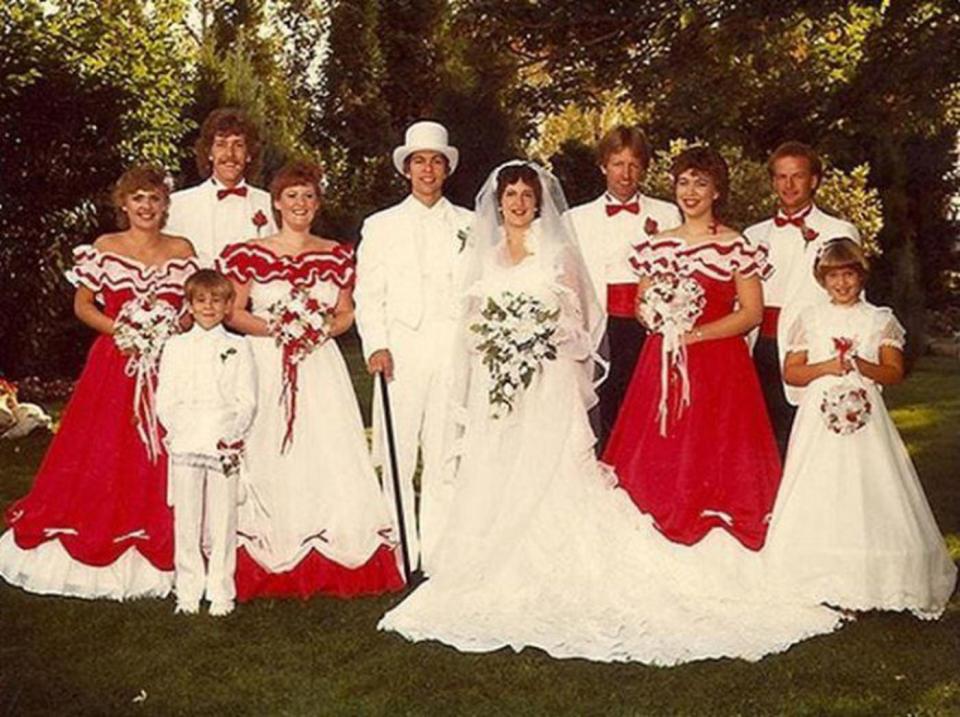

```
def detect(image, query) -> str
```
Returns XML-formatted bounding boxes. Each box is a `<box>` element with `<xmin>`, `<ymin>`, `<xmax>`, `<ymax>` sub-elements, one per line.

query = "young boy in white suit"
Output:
<box><xmin>156</xmin><ymin>269</ymin><xmax>257</xmax><ymax>615</ymax></box>
<box><xmin>354</xmin><ymin>120</ymin><xmax>472</xmax><ymax>574</ymax></box>
<box><xmin>166</xmin><ymin>108</ymin><xmax>276</xmax><ymax>265</ymax></box>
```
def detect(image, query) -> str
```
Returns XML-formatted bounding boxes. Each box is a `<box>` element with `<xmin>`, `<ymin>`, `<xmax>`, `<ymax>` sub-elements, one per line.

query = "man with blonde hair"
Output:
<box><xmin>569</xmin><ymin>125</ymin><xmax>681</xmax><ymax>451</ymax></box>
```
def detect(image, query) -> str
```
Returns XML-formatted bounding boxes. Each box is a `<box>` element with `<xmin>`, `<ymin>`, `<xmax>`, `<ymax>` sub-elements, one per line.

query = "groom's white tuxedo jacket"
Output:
<box><xmin>354</xmin><ymin>194</ymin><xmax>473</xmax><ymax>361</ymax></box>
<box><xmin>167</xmin><ymin>178</ymin><xmax>277</xmax><ymax>266</ymax></box>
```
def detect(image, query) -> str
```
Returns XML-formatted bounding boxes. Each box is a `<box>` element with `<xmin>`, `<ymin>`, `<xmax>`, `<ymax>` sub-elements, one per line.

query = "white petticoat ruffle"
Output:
<box><xmin>0</xmin><ymin>531</ymin><xmax>173</xmax><ymax>601</ymax></box>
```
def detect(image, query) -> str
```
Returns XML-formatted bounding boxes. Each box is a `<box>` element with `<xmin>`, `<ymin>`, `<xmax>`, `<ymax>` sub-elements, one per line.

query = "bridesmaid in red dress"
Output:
<box><xmin>0</xmin><ymin>166</ymin><xmax>199</xmax><ymax>599</ymax></box>
<box><xmin>603</xmin><ymin>147</ymin><xmax>781</xmax><ymax>551</ymax></box>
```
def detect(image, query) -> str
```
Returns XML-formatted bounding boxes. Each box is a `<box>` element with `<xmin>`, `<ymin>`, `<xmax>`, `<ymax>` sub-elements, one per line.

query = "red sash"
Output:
<box><xmin>760</xmin><ymin>307</ymin><xmax>781</xmax><ymax>339</ymax></box>
<box><xmin>607</xmin><ymin>283</ymin><xmax>638</xmax><ymax>319</ymax></box>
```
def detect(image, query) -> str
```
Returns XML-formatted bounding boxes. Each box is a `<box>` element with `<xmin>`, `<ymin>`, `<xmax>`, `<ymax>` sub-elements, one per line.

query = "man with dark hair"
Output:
<box><xmin>745</xmin><ymin>141</ymin><xmax>860</xmax><ymax>458</ymax></box>
<box><xmin>568</xmin><ymin>125</ymin><xmax>681</xmax><ymax>452</ymax></box>
<box><xmin>167</xmin><ymin>108</ymin><xmax>276</xmax><ymax>264</ymax></box>
<box><xmin>354</xmin><ymin>120</ymin><xmax>472</xmax><ymax>574</ymax></box>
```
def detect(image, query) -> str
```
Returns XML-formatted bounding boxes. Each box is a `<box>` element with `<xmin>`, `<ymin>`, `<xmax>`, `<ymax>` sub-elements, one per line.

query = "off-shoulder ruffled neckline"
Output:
<box><xmin>74</xmin><ymin>243</ymin><xmax>199</xmax><ymax>271</ymax></box>
<box><xmin>223</xmin><ymin>241</ymin><xmax>352</xmax><ymax>262</ymax></box>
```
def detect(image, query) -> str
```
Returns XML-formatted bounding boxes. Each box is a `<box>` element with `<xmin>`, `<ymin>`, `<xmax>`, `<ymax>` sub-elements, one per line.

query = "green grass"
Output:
<box><xmin>1</xmin><ymin>353</ymin><xmax>958</xmax><ymax>716</ymax></box>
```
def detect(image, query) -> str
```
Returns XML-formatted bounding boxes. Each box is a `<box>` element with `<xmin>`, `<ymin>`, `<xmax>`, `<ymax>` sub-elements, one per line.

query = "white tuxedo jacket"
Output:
<box><xmin>354</xmin><ymin>195</ymin><xmax>473</xmax><ymax>362</ymax></box>
<box><xmin>156</xmin><ymin>325</ymin><xmax>257</xmax><ymax>457</ymax></box>
<box><xmin>745</xmin><ymin>203</ymin><xmax>860</xmax><ymax>404</ymax></box>
<box><xmin>568</xmin><ymin>192</ymin><xmax>682</xmax><ymax>310</ymax></box>
<box><xmin>167</xmin><ymin>178</ymin><xmax>277</xmax><ymax>266</ymax></box>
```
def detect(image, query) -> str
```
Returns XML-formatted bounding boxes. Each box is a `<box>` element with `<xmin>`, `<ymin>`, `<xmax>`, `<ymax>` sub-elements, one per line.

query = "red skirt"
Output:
<box><xmin>603</xmin><ymin>334</ymin><xmax>781</xmax><ymax>550</ymax></box>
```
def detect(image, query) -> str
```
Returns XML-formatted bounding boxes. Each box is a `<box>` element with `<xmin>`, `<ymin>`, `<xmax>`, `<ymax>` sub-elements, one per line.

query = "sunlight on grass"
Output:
<box><xmin>917</xmin><ymin>681</ymin><xmax>960</xmax><ymax>714</ymax></box>
<box><xmin>944</xmin><ymin>534</ymin><xmax>960</xmax><ymax>561</ymax></box>
<box><xmin>888</xmin><ymin>405</ymin><xmax>942</xmax><ymax>432</ymax></box>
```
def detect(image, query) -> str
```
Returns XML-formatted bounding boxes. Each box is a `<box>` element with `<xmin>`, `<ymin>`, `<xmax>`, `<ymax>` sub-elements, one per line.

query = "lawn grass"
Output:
<box><xmin>0</xmin><ymin>352</ymin><xmax>958</xmax><ymax>716</ymax></box>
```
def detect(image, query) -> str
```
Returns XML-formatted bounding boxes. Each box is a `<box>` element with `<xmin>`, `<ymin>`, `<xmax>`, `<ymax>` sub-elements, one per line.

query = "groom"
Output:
<box><xmin>167</xmin><ymin>107</ymin><xmax>276</xmax><ymax>265</ymax></box>
<box><xmin>569</xmin><ymin>126</ymin><xmax>682</xmax><ymax>452</ymax></box>
<box><xmin>354</xmin><ymin>120</ymin><xmax>472</xmax><ymax>574</ymax></box>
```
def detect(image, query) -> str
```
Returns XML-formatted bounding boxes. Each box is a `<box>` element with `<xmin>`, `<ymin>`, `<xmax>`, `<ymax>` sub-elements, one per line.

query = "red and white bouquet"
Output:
<box><xmin>636</xmin><ymin>272</ymin><xmax>706</xmax><ymax>336</ymax></box>
<box><xmin>113</xmin><ymin>294</ymin><xmax>181</xmax><ymax>461</ymax></box>
<box><xmin>265</xmin><ymin>286</ymin><xmax>331</xmax><ymax>451</ymax></box>
<box><xmin>637</xmin><ymin>273</ymin><xmax>706</xmax><ymax>435</ymax></box>
<box><xmin>820</xmin><ymin>336</ymin><xmax>872</xmax><ymax>435</ymax></box>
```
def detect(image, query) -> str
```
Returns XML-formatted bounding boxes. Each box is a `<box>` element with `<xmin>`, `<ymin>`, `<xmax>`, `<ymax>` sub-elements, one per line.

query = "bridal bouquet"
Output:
<box><xmin>265</xmin><ymin>286</ymin><xmax>331</xmax><ymax>451</ymax></box>
<box><xmin>469</xmin><ymin>291</ymin><xmax>560</xmax><ymax>419</ymax></box>
<box><xmin>113</xmin><ymin>294</ymin><xmax>181</xmax><ymax>461</ymax></box>
<box><xmin>637</xmin><ymin>273</ymin><xmax>706</xmax><ymax>436</ymax></box>
<box><xmin>820</xmin><ymin>336</ymin><xmax>872</xmax><ymax>435</ymax></box>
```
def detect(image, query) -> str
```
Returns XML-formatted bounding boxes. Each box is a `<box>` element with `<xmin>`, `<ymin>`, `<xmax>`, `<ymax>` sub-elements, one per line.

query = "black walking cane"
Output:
<box><xmin>379</xmin><ymin>372</ymin><xmax>413</xmax><ymax>584</ymax></box>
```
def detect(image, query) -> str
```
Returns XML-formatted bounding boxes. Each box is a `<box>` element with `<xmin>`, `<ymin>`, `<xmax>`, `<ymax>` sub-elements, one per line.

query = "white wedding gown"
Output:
<box><xmin>379</xmin><ymin>246</ymin><xmax>844</xmax><ymax>665</ymax></box>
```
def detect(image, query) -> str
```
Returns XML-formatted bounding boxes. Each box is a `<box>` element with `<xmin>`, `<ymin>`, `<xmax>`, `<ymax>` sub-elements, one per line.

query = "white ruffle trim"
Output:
<box><xmin>0</xmin><ymin>532</ymin><xmax>172</xmax><ymax>601</ymax></box>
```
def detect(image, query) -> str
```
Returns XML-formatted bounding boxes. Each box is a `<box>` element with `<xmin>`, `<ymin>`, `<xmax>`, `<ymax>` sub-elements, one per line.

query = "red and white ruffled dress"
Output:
<box><xmin>0</xmin><ymin>245</ymin><xmax>198</xmax><ymax>599</ymax></box>
<box><xmin>218</xmin><ymin>242</ymin><xmax>403</xmax><ymax>600</ymax></box>
<box><xmin>603</xmin><ymin>237</ymin><xmax>782</xmax><ymax>550</ymax></box>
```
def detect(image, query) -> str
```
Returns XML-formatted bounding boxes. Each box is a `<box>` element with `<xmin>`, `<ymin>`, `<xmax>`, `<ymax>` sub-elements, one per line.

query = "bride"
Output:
<box><xmin>379</xmin><ymin>161</ymin><xmax>844</xmax><ymax>664</ymax></box>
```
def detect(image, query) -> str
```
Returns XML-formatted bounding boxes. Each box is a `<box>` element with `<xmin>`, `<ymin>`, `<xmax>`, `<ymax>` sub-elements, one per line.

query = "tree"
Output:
<box><xmin>0</xmin><ymin>0</ymin><xmax>194</xmax><ymax>377</ymax></box>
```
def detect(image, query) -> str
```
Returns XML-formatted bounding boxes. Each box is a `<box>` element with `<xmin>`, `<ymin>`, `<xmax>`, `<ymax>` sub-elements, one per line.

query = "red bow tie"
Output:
<box><xmin>217</xmin><ymin>186</ymin><xmax>248</xmax><ymax>200</ymax></box>
<box><xmin>606</xmin><ymin>201</ymin><xmax>640</xmax><ymax>217</ymax></box>
<box><xmin>773</xmin><ymin>205</ymin><xmax>812</xmax><ymax>227</ymax></box>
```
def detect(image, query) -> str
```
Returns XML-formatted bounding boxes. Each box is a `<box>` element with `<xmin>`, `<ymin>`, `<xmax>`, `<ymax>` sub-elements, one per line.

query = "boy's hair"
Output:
<box><xmin>814</xmin><ymin>238</ymin><xmax>869</xmax><ymax>286</ymax></box>
<box><xmin>597</xmin><ymin>125</ymin><xmax>651</xmax><ymax>170</ymax></box>
<box><xmin>184</xmin><ymin>269</ymin><xmax>236</xmax><ymax>303</ymax></box>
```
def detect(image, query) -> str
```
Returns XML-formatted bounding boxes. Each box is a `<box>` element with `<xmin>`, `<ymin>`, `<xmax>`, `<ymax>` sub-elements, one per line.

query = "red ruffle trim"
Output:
<box><xmin>217</xmin><ymin>242</ymin><xmax>355</xmax><ymax>289</ymax></box>
<box><xmin>235</xmin><ymin>545</ymin><xmax>405</xmax><ymax>601</ymax></box>
<box><xmin>67</xmin><ymin>245</ymin><xmax>200</xmax><ymax>296</ymax></box>
<box><xmin>630</xmin><ymin>237</ymin><xmax>773</xmax><ymax>281</ymax></box>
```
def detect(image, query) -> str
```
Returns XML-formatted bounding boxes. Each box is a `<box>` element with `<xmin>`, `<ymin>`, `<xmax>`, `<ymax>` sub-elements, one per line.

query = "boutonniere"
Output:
<box><xmin>457</xmin><ymin>227</ymin><xmax>471</xmax><ymax>254</ymax></box>
<box><xmin>801</xmin><ymin>223</ymin><xmax>819</xmax><ymax>247</ymax></box>
<box><xmin>644</xmin><ymin>217</ymin><xmax>659</xmax><ymax>236</ymax></box>
<box><xmin>252</xmin><ymin>210</ymin><xmax>269</xmax><ymax>236</ymax></box>
<box><xmin>220</xmin><ymin>347</ymin><xmax>238</xmax><ymax>363</ymax></box>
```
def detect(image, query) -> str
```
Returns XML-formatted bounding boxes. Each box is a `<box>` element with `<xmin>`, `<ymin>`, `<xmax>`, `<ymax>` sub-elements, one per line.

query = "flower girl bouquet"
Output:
<box><xmin>819</xmin><ymin>337</ymin><xmax>872</xmax><ymax>435</ymax></box>
<box><xmin>265</xmin><ymin>286</ymin><xmax>331</xmax><ymax>451</ymax></box>
<box><xmin>113</xmin><ymin>294</ymin><xmax>181</xmax><ymax>461</ymax></box>
<box><xmin>636</xmin><ymin>273</ymin><xmax>707</xmax><ymax>435</ymax></box>
<box><xmin>469</xmin><ymin>291</ymin><xmax>560</xmax><ymax>419</ymax></box>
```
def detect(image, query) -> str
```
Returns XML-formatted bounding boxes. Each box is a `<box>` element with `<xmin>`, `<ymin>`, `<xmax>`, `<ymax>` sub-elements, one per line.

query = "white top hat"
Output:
<box><xmin>392</xmin><ymin>121</ymin><xmax>459</xmax><ymax>176</ymax></box>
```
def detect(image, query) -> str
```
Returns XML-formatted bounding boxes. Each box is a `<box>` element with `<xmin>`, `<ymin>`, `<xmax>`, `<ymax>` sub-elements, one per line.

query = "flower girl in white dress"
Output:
<box><xmin>764</xmin><ymin>238</ymin><xmax>956</xmax><ymax>617</ymax></box>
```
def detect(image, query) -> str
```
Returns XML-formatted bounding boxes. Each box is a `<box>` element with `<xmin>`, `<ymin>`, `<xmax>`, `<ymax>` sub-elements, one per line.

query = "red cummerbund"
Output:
<box><xmin>760</xmin><ymin>307</ymin><xmax>781</xmax><ymax>339</ymax></box>
<box><xmin>607</xmin><ymin>283</ymin><xmax>638</xmax><ymax>319</ymax></box>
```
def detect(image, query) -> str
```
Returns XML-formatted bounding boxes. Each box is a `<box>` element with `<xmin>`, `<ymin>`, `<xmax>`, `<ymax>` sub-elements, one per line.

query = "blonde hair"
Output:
<box><xmin>814</xmin><ymin>238</ymin><xmax>869</xmax><ymax>287</ymax></box>
<box><xmin>184</xmin><ymin>269</ymin><xmax>236</xmax><ymax>303</ymax></box>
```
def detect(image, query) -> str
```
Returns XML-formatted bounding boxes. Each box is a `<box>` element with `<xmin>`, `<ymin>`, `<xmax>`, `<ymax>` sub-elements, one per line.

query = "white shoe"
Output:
<box><xmin>175</xmin><ymin>600</ymin><xmax>200</xmax><ymax>615</ymax></box>
<box><xmin>209</xmin><ymin>601</ymin><xmax>234</xmax><ymax>617</ymax></box>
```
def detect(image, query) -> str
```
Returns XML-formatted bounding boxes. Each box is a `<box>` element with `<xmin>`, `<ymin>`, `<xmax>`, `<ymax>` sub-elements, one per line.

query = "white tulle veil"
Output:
<box><xmin>444</xmin><ymin>160</ymin><xmax>607</xmax><ymax>447</ymax></box>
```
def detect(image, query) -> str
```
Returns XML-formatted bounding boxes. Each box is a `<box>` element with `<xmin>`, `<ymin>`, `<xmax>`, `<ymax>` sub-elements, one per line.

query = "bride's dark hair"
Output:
<box><xmin>494</xmin><ymin>163</ymin><xmax>543</xmax><ymax>210</ymax></box>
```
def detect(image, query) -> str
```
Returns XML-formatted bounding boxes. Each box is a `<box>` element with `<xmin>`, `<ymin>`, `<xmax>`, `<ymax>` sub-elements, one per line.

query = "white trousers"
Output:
<box><xmin>373</xmin><ymin>320</ymin><xmax>457</xmax><ymax>573</ymax></box>
<box><xmin>170</xmin><ymin>462</ymin><xmax>238</xmax><ymax>604</ymax></box>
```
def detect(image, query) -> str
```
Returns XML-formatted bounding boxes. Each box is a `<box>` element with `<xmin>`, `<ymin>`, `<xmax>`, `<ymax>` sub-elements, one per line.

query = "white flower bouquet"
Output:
<box><xmin>636</xmin><ymin>272</ymin><xmax>706</xmax><ymax>336</ymax></box>
<box><xmin>113</xmin><ymin>294</ymin><xmax>180</xmax><ymax>360</ymax></box>
<box><xmin>469</xmin><ymin>291</ymin><xmax>560</xmax><ymax>418</ymax></box>
<box><xmin>265</xmin><ymin>286</ymin><xmax>331</xmax><ymax>451</ymax></box>
<box><xmin>113</xmin><ymin>293</ymin><xmax>181</xmax><ymax>462</ymax></box>
<box><xmin>637</xmin><ymin>273</ymin><xmax>706</xmax><ymax>436</ymax></box>
<box><xmin>820</xmin><ymin>384</ymin><xmax>872</xmax><ymax>435</ymax></box>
